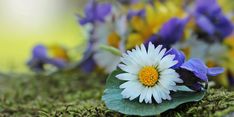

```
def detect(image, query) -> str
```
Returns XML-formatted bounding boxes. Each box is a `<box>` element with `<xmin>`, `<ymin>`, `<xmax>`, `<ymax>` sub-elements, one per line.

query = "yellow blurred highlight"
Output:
<box><xmin>0</xmin><ymin>21</ymin><xmax>85</xmax><ymax>72</ymax></box>
<box><xmin>0</xmin><ymin>0</ymin><xmax>86</xmax><ymax>73</ymax></box>
<box><xmin>107</xmin><ymin>32</ymin><xmax>121</xmax><ymax>48</ymax></box>
<box><xmin>126</xmin><ymin>33</ymin><xmax>144</xmax><ymax>49</ymax></box>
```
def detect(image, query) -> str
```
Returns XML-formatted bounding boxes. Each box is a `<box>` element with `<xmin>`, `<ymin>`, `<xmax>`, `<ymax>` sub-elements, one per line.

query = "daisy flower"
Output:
<box><xmin>116</xmin><ymin>42</ymin><xmax>183</xmax><ymax>103</ymax></box>
<box><xmin>93</xmin><ymin>15</ymin><xmax>127</xmax><ymax>73</ymax></box>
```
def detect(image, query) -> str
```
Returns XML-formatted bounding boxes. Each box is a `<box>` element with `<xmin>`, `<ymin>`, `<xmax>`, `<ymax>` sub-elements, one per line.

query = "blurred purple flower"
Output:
<box><xmin>78</xmin><ymin>43</ymin><xmax>97</xmax><ymax>73</ymax></box>
<box><xmin>79</xmin><ymin>56</ymin><xmax>96</xmax><ymax>73</ymax></box>
<box><xmin>159</xmin><ymin>17</ymin><xmax>188</xmax><ymax>45</ymax></box>
<box><xmin>177</xmin><ymin>58</ymin><xmax>224</xmax><ymax>91</ymax></box>
<box><xmin>194</xmin><ymin>0</ymin><xmax>233</xmax><ymax>40</ymax></box>
<box><xmin>78</xmin><ymin>0</ymin><xmax>112</xmax><ymax>25</ymax></box>
<box><xmin>27</xmin><ymin>44</ymin><xmax>66</xmax><ymax>72</ymax></box>
<box><xmin>145</xmin><ymin>17</ymin><xmax>188</xmax><ymax>47</ymax></box>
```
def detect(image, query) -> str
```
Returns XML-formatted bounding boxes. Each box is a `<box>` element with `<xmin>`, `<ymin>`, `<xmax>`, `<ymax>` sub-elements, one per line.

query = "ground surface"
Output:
<box><xmin>0</xmin><ymin>70</ymin><xmax>234</xmax><ymax>117</ymax></box>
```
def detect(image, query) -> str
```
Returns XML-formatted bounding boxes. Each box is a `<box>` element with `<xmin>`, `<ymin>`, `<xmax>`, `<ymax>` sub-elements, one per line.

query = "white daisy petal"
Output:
<box><xmin>121</xmin><ymin>81</ymin><xmax>143</xmax><ymax>100</ymax></box>
<box><xmin>160</xmin><ymin>74</ymin><xmax>183</xmax><ymax>83</ymax></box>
<box><xmin>121</xmin><ymin>88</ymin><xmax>131</xmax><ymax>98</ymax></box>
<box><xmin>116</xmin><ymin>73</ymin><xmax>137</xmax><ymax>81</ymax></box>
<box><xmin>126</xmin><ymin>50</ymin><xmax>144</xmax><ymax>66</ymax></box>
<box><xmin>122</xmin><ymin>52</ymin><xmax>138</xmax><ymax>65</ymax></box>
<box><xmin>161</xmin><ymin>54</ymin><xmax>175</xmax><ymax>62</ymax></box>
<box><xmin>129</xmin><ymin>83</ymin><xmax>144</xmax><ymax>100</ymax></box>
<box><xmin>140</xmin><ymin>44</ymin><xmax>151</xmax><ymax>65</ymax></box>
<box><xmin>152</xmin><ymin>47</ymin><xmax>166</xmax><ymax>65</ymax></box>
<box><xmin>173</xmin><ymin>77</ymin><xmax>184</xmax><ymax>83</ymax></box>
<box><xmin>157</xmin><ymin>85</ymin><xmax>169</xmax><ymax>100</ymax></box>
<box><xmin>140</xmin><ymin>44</ymin><xmax>147</xmax><ymax>55</ymax></box>
<box><xmin>148</xmin><ymin>43</ymin><xmax>158</xmax><ymax>64</ymax></box>
<box><xmin>148</xmin><ymin>42</ymin><xmax>155</xmax><ymax>55</ymax></box>
<box><xmin>145</xmin><ymin>88</ymin><xmax>153</xmax><ymax>103</ymax></box>
<box><xmin>159</xmin><ymin>77</ymin><xmax>176</xmax><ymax>86</ymax></box>
<box><xmin>152</xmin><ymin>87</ymin><xmax>162</xmax><ymax>103</ymax></box>
<box><xmin>158</xmin><ymin>55</ymin><xmax>177</xmax><ymax>71</ymax></box>
<box><xmin>160</xmin><ymin>69</ymin><xmax>177</xmax><ymax>75</ymax></box>
<box><xmin>119</xmin><ymin>80</ymin><xmax>138</xmax><ymax>89</ymax></box>
<box><xmin>158</xmin><ymin>80</ymin><xmax>176</xmax><ymax>91</ymax></box>
<box><xmin>118</xmin><ymin>64</ymin><xmax>139</xmax><ymax>74</ymax></box>
<box><xmin>161</xmin><ymin>70</ymin><xmax>179</xmax><ymax>77</ymax></box>
<box><xmin>139</xmin><ymin>87</ymin><xmax>148</xmax><ymax>103</ymax></box>
<box><xmin>154</xmin><ymin>45</ymin><xmax>163</xmax><ymax>55</ymax></box>
<box><xmin>158</xmin><ymin>85</ymin><xmax>172</xmax><ymax>100</ymax></box>
<box><xmin>157</xmin><ymin>48</ymin><xmax>167</xmax><ymax>60</ymax></box>
<box><xmin>120</xmin><ymin>57</ymin><xmax>141</xmax><ymax>70</ymax></box>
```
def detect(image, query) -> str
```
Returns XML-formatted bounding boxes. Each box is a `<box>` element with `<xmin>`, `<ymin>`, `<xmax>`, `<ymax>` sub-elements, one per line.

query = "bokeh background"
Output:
<box><xmin>0</xmin><ymin>0</ymin><xmax>89</xmax><ymax>72</ymax></box>
<box><xmin>0</xmin><ymin>0</ymin><xmax>233</xmax><ymax>73</ymax></box>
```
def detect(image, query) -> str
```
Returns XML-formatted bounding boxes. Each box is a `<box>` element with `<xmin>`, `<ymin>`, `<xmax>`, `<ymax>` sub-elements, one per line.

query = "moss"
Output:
<box><xmin>162</xmin><ymin>88</ymin><xmax>234</xmax><ymax>117</ymax></box>
<box><xmin>0</xmin><ymin>71</ymin><xmax>233</xmax><ymax>117</ymax></box>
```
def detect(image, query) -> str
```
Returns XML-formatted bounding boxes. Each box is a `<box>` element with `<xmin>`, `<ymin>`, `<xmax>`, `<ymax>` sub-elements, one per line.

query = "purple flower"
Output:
<box><xmin>79</xmin><ymin>56</ymin><xmax>96</xmax><ymax>73</ymax></box>
<box><xmin>159</xmin><ymin>17</ymin><xmax>188</xmax><ymax>45</ymax></box>
<box><xmin>78</xmin><ymin>43</ymin><xmax>97</xmax><ymax>73</ymax></box>
<box><xmin>194</xmin><ymin>0</ymin><xmax>233</xmax><ymax>40</ymax></box>
<box><xmin>27</xmin><ymin>44</ymin><xmax>66</xmax><ymax>72</ymax></box>
<box><xmin>145</xmin><ymin>17</ymin><xmax>188</xmax><ymax>47</ymax></box>
<box><xmin>78</xmin><ymin>0</ymin><xmax>112</xmax><ymax>25</ymax></box>
<box><xmin>31</xmin><ymin>44</ymin><xmax>47</xmax><ymax>59</ymax></box>
<box><xmin>177</xmin><ymin>58</ymin><xmax>224</xmax><ymax>91</ymax></box>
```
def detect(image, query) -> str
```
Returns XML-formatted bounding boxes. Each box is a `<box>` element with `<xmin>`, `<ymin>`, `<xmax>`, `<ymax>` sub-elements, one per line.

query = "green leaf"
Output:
<box><xmin>102</xmin><ymin>70</ymin><xmax>206</xmax><ymax>116</ymax></box>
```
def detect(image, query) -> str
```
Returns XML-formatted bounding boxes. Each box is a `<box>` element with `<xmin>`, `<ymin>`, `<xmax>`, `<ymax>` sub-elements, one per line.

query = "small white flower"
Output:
<box><xmin>94</xmin><ymin>50</ymin><xmax>121</xmax><ymax>73</ymax></box>
<box><xmin>93</xmin><ymin>16</ymin><xmax>127</xmax><ymax>73</ymax></box>
<box><xmin>116</xmin><ymin>42</ymin><xmax>183</xmax><ymax>104</ymax></box>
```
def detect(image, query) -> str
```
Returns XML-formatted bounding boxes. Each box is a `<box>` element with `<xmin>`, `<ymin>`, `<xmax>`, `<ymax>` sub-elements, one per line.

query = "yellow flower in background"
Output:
<box><xmin>107</xmin><ymin>32</ymin><xmax>121</xmax><ymax>48</ymax></box>
<box><xmin>224</xmin><ymin>34</ymin><xmax>234</xmax><ymax>48</ymax></box>
<box><xmin>223</xmin><ymin>34</ymin><xmax>234</xmax><ymax>72</ymax></box>
<box><xmin>130</xmin><ymin>16</ymin><xmax>145</xmax><ymax>32</ymax></box>
<box><xmin>211</xmin><ymin>34</ymin><xmax>234</xmax><ymax>87</ymax></box>
<box><xmin>130</xmin><ymin>2</ymin><xmax>145</xmax><ymax>10</ymax></box>
<box><xmin>218</xmin><ymin>0</ymin><xmax>234</xmax><ymax>14</ymax></box>
<box><xmin>126</xmin><ymin>33</ymin><xmax>144</xmax><ymax>49</ymax></box>
<box><xmin>145</xmin><ymin>1</ymin><xmax>187</xmax><ymax>34</ymax></box>
<box><xmin>128</xmin><ymin>16</ymin><xmax>151</xmax><ymax>48</ymax></box>
<box><xmin>48</xmin><ymin>44</ymin><xmax>69</xmax><ymax>62</ymax></box>
<box><xmin>126</xmin><ymin>1</ymin><xmax>188</xmax><ymax>50</ymax></box>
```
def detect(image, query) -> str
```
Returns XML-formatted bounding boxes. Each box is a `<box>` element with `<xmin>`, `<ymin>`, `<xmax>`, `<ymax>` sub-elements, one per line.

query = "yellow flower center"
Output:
<box><xmin>107</xmin><ymin>32</ymin><xmax>120</xmax><ymax>48</ymax></box>
<box><xmin>138</xmin><ymin>66</ymin><xmax>159</xmax><ymax>87</ymax></box>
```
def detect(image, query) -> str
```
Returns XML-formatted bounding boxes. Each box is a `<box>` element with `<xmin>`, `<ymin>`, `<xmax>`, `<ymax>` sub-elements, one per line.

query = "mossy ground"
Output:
<box><xmin>0</xmin><ymin>71</ymin><xmax>233</xmax><ymax>117</ymax></box>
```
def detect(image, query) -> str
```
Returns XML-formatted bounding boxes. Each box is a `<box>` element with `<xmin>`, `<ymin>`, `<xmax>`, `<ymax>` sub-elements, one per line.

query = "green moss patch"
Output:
<box><xmin>0</xmin><ymin>71</ymin><xmax>233</xmax><ymax>116</ymax></box>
